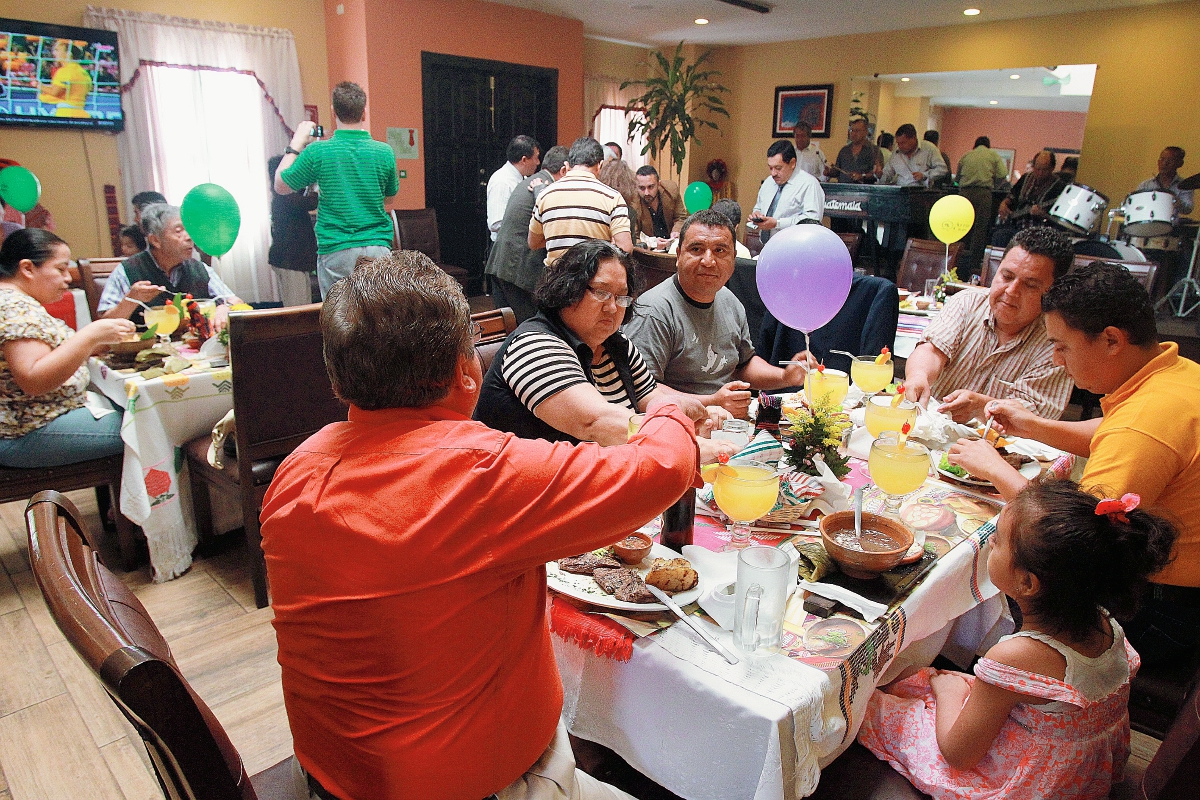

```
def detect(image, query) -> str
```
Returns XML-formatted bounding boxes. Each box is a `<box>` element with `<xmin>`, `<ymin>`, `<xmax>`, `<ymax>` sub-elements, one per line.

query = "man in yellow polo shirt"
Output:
<box><xmin>948</xmin><ymin>261</ymin><xmax>1200</xmax><ymax>665</ymax></box>
<box><xmin>38</xmin><ymin>39</ymin><xmax>92</xmax><ymax>118</ymax></box>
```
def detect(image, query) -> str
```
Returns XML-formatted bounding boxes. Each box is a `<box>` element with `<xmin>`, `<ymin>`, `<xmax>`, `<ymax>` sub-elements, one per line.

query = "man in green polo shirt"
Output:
<box><xmin>274</xmin><ymin>81</ymin><xmax>399</xmax><ymax>298</ymax></box>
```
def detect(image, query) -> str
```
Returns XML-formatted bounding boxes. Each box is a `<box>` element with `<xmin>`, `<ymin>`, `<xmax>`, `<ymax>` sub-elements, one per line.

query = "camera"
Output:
<box><xmin>312</xmin><ymin>125</ymin><xmax>324</xmax><ymax>138</ymax></box>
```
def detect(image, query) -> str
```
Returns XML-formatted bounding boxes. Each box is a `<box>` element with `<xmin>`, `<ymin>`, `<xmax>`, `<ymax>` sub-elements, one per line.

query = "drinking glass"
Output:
<box><xmin>868</xmin><ymin>434</ymin><xmax>930</xmax><ymax>514</ymax></box>
<box><xmin>864</xmin><ymin>395</ymin><xmax>918</xmax><ymax>438</ymax></box>
<box><xmin>804</xmin><ymin>368</ymin><xmax>849</xmax><ymax>407</ymax></box>
<box><xmin>850</xmin><ymin>355</ymin><xmax>894</xmax><ymax>395</ymax></box>
<box><xmin>733</xmin><ymin>545</ymin><xmax>791</xmax><ymax>654</ymax></box>
<box><xmin>627</xmin><ymin>413</ymin><xmax>646</xmax><ymax>441</ymax></box>
<box><xmin>712</xmin><ymin>460</ymin><xmax>780</xmax><ymax>551</ymax></box>
<box><xmin>142</xmin><ymin>305</ymin><xmax>180</xmax><ymax>341</ymax></box>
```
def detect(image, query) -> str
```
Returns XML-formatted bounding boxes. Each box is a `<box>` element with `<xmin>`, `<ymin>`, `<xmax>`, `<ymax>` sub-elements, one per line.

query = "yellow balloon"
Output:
<box><xmin>929</xmin><ymin>194</ymin><xmax>975</xmax><ymax>245</ymax></box>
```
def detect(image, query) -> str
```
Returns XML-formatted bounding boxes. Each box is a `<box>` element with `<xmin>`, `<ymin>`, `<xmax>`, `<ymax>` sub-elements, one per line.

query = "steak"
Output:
<box><xmin>558</xmin><ymin>553</ymin><xmax>622</xmax><ymax>575</ymax></box>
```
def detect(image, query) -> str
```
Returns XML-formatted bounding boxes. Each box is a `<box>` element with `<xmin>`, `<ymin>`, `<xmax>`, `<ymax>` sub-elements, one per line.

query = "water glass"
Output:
<box><xmin>733</xmin><ymin>546</ymin><xmax>791</xmax><ymax>654</ymax></box>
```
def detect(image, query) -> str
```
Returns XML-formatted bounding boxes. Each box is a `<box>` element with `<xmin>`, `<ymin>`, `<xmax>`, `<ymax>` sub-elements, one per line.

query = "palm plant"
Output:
<box><xmin>621</xmin><ymin>43</ymin><xmax>729</xmax><ymax>179</ymax></box>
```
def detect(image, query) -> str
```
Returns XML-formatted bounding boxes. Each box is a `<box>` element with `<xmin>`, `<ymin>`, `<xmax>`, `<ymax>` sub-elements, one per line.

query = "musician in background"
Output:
<box><xmin>990</xmin><ymin>150</ymin><xmax>1068</xmax><ymax>247</ymax></box>
<box><xmin>1136</xmin><ymin>147</ymin><xmax>1194</xmax><ymax>216</ymax></box>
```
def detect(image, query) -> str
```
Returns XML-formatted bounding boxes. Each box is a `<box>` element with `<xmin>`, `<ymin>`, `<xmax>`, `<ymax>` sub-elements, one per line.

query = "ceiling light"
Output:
<box><xmin>1009</xmin><ymin>74</ymin><xmax>1020</xmax><ymax>80</ymax></box>
<box><xmin>695</xmin><ymin>18</ymin><xmax>709</xmax><ymax>25</ymax></box>
<box><xmin>964</xmin><ymin>8</ymin><xmax>981</xmax><ymax>16</ymax></box>
<box><xmin>900</xmin><ymin>77</ymin><xmax>911</xmax><ymax>82</ymax></box>
<box><xmin>989</xmin><ymin>100</ymin><xmax>999</xmax><ymax>105</ymax></box>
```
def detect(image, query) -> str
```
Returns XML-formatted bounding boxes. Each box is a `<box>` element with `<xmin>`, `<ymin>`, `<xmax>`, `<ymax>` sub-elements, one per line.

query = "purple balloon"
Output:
<box><xmin>756</xmin><ymin>224</ymin><xmax>853</xmax><ymax>333</ymax></box>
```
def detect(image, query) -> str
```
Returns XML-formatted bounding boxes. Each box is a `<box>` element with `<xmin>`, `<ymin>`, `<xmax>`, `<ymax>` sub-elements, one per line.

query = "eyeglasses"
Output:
<box><xmin>586</xmin><ymin>286</ymin><xmax>634</xmax><ymax>307</ymax></box>
<box><xmin>469</xmin><ymin>322</ymin><xmax>483</xmax><ymax>345</ymax></box>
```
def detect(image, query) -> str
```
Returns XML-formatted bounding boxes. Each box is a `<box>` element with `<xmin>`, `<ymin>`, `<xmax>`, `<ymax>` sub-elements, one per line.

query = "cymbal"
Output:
<box><xmin>1179</xmin><ymin>171</ymin><xmax>1200</xmax><ymax>190</ymax></box>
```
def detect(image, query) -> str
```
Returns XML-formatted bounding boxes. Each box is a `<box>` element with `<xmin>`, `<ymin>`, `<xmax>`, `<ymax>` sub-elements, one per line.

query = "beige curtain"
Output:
<box><xmin>584</xmin><ymin>75</ymin><xmax>648</xmax><ymax>169</ymax></box>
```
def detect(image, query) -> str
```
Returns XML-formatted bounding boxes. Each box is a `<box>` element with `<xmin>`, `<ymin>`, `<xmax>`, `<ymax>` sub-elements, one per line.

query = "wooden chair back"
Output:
<box><xmin>1137</xmin><ymin>657</ymin><xmax>1200</xmax><ymax>799</ymax></box>
<box><xmin>837</xmin><ymin>232</ymin><xmax>863</xmax><ymax>261</ymax></box>
<box><xmin>391</xmin><ymin>208</ymin><xmax>443</xmax><ymax>262</ymax></box>
<box><xmin>26</xmin><ymin>490</ymin><xmax>257</xmax><ymax>800</ymax></box>
<box><xmin>472</xmin><ymin>306</ymin><xmax>516</xmax><ymax>345</ymax></box>
<box><xmin>631</xmin><ymin>248</ymin><xmax>677</xmax><ymax>291</ymax></box>
<box><xmin>896</xmin><ymin>238</ymin><xmax>963</xmax><ymax>293</ymax></box>
<box><xmin>79</xmin><ymin>257</ymin><xmax>126</xmax><ymax>317</ymax></box>
<box><xmin>981</xmin><ymin>245</ymin><xmax>1158</xmax><ymax>291</ymax></box>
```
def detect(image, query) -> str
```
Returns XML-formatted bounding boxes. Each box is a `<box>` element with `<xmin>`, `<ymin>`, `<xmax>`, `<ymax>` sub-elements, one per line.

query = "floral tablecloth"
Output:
<box><xmin>88</xmin><ymin>357</ymin><xmax>233</xmax><ymax>581</ymax></box>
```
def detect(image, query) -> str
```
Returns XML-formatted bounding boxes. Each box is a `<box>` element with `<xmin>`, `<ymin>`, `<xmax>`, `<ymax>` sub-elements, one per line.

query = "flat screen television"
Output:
<box><xmin>0</xmin><ymin>17</ymin><xmax>123</xmax><ymax>132</ymax></box>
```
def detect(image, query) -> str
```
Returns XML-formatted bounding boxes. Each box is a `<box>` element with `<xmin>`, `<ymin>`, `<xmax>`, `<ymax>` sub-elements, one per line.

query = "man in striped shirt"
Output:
<box><xmin>529</xmin><ymin>137</ymin><xmax>632</xmax><ymax>265</ymax></box>
<box><xmin>904</xmin><ymin>226</ymin><xmax>1074</xmax><ymax>421</ymax></box>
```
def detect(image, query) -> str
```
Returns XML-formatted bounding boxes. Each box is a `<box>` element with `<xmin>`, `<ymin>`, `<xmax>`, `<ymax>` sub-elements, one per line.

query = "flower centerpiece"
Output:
<box><xmin>781</xmin><ymin>396</ymin><xmax>852</xmax><ymax>480</ymax></box>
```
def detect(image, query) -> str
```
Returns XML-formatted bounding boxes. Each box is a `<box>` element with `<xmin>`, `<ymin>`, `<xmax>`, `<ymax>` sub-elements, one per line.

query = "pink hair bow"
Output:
<box><xmin>1095</xmin><ymin>493</ymin><xmax>1140</xmax><ymax>524</ymax></box>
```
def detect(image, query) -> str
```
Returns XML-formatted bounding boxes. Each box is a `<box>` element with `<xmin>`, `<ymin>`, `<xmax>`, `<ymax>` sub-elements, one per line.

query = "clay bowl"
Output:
<box><xmin>612</xmin><ymin>531</ymin><xmax>653</xmax><ymax>564</ymax></box>
<box><xmin>820</xmin><ymin>511</ymin><xmax>914</xmax><ymax>580</ymax></box>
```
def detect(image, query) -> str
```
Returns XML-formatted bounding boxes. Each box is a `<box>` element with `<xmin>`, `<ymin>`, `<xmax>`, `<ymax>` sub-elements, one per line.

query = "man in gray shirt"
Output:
<box><xmin>485</xmin><ymin>145</ymin><xmax>569</xmax><ymax>322</ymax></box>
<box><xmin>625</xmin><ymin>209</ymin><xmax>810</xmax><ymax>418</ymax></box>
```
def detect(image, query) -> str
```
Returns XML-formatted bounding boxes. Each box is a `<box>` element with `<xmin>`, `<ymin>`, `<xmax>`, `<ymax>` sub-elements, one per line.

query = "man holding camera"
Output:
<box><xmin>275</xmin><ymin>81</ymin><xmax>399</xmax><ymax>298</ymax></box>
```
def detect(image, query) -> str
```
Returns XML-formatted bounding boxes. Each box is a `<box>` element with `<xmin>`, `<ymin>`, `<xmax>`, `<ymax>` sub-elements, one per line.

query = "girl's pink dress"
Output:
<box><xmin>857</xmin><ymin>620</ymin><xmax>1139</xmax><ymax>800</ymax></box>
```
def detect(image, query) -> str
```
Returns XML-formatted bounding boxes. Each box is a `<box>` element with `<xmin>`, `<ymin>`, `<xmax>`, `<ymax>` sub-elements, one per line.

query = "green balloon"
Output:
<box><xmin>683</xmin><ymin>181</ymin><xmax>714</xmax><ymax>214</ymax></box>
<box><xmin>180</xmin><ymin>183</ymin><xmax>241</xmax><ymax>257</ymax></box>
<box><xmin>0</xmin><ymin>166</ymin><xmax>42</xmax><ymax>214</ymax></box>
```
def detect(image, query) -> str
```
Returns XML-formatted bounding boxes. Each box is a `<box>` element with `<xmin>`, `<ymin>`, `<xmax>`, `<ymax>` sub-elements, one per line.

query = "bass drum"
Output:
<box><xmin>1072</xmin><ymin>239</ymin><xmax>1146</xmax><ymax>262</ymax></box>
<box><xmin>1050</xmin><ymin>183</ymin><xmax>1109</xmax><ymax>235</ymax></box>
<box><xmin>1122</xmin><ymin>190</ymin><xmax>1176</xmax><ymax>237</ymax></box>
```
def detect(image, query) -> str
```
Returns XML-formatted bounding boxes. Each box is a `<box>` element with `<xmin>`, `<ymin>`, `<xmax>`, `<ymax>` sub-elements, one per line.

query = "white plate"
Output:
<box><xmin>936</xmin><ymin>459</ymin><xmax>1042</xmax><ymax>489</ymax></box>
<box><xmin>547</xmin><ymin>543</ymin><xmax>706</xmax><ymax>611</ymax></box>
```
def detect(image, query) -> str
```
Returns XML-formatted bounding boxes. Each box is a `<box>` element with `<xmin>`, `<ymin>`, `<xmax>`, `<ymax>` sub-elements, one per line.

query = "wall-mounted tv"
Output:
<box><xmin>0</xmin><ymin>17</ymin><xmax>123</xmax><ymax>132</ymax></box>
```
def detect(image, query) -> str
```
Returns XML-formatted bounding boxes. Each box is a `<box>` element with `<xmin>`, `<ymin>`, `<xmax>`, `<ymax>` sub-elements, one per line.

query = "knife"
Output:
<box><xmin>646</xmin><ymin>585</ymin><xmax>740</xmax><ymax>665</ymax></box>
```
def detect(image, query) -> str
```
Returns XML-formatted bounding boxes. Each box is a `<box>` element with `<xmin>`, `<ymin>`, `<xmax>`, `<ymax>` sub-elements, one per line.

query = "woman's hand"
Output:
<box><xmin>698</xmin><ymin>436</ymin><xmax>738</xmax><ymax>465</ymax></box>
<box><xmin>82</xmin><ymin>318</ymin><xmax>137</xmax><ymax>354</ymax></box>
<box><xmin>930</xmin><ymin>671</ymin><xmax>971</xmax><ymax>707</ymax></box>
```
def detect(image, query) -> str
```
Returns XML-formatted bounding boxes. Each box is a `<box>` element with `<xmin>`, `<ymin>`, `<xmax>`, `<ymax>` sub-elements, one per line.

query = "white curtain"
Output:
<box><xmin>584</xmin><ymin>74</ymin><xmax>648</xmax><ymax>170</ymax></box>
<box><xmin>83</xmin><ymin>6</ymin><xmax>305</xmax><ymax>302</ymax></box>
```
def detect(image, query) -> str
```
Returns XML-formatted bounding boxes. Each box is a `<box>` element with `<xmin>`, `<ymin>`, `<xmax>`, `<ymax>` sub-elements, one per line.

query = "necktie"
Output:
<box><xmin>760</xmin><ymin>182</ymin><xmax>784</xmax><ymax>243</ymax></box>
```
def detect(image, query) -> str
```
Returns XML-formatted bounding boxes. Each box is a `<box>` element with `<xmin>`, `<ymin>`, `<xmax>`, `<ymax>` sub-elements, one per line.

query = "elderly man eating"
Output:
<box><xmin>97</xmin><ymin>202</ymin><xmax>242</xmax><ymax>330</ymax></box>
<box><xmin>947</xmin><ymin>261</ymin><xmax>1200</xmax><ymax>667</ymax></box>
<box><xmin>903</xmin><ymin>226</ymin><xmax>1074</xmax><ymax>422</ymax></box>
<box><xmin>261</xmin><ymin>251</ymin><xmax>705</xmax><ymax>800</ymax></box>
<box><xmin>624</xmin><ymin>208</ymin><xmax>811</xmax><ymax>419</ymax></box>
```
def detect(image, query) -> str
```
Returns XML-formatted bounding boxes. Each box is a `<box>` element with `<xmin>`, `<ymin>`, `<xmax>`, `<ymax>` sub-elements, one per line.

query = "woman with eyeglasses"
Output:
<box><xmin>475</xmin><ymin>239</ymin><xmax>735</xmax><ymax>463</ymax></box>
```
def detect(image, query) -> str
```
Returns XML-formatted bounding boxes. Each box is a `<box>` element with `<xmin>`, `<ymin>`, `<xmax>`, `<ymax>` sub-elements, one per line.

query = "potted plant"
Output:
<box><xmin>622</xmin><ymin>42</ymin><xmax>729</xmax><ymax>180</ymax></box>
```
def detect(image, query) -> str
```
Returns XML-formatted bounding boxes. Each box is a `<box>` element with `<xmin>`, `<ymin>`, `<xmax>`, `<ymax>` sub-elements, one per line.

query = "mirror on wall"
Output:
<box><xmin>847</xmin><ymin>65</ymin><xmax>1096</xmax><ymax>182</ymax></box>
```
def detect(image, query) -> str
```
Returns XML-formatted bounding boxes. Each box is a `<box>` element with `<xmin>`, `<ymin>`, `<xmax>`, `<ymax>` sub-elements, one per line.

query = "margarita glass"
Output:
<box><xmin>804</xmin><ymin>368</ymin><xmax>849</xmax><ymax>407</ymax></box>
<box><xmin>712</xmin><ymin>461</ymin><xmax>780</xmax><ymax>551</ymax></box>
<box><xmin>868</xmin><ymin>434</ymin><xmax>930</xmax><ymax>514</ymax></box>
<box><xmin>864</xmin><ymin>395</ymin><xmax>919</xmax><ymax>438</ymax></box>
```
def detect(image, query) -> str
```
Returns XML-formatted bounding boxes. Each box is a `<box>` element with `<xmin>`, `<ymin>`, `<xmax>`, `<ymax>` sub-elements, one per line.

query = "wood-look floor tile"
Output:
<box><xmin>0</xmin><ymin>694</ymin><xmax>124</xmax><ymax>800</ymax></box>
<box><xmin>209</xmin><ymin>680</ymin><xmax>292</xmax><ymax>776</ymax></box>
<box><xmin>172</xmin><ymin>607</ymin><xmax>279</xmax><ymax>706</ymax></box>
<box><xmin>100</xmin><ymin>737</ymin><xmax>161</xmax><ymax>800</ymax></box>
<box><xmin>0</xmin><ymin>571</ymin><xmax>22</xmax><ymax>616</ymax></box>
<box><xmin>0</xmin><ymin>508</ymin><xmax>28</xmax><ymax>577</ymax></box>
<box><xmin>1130</xmin><ymin>729</ymin><xmax>1160</xmax><ymax>765</ymax></box>
<box><xmin>0</xmin><ymin>609</ymin><xmax>65</xmax><ymax>716</ymax></box>
<box><xmin>46</xmin><ymin>641</ymin><xmax>132</xmax><ymax>748</ymax></box>
<box><xmin>196</xmin><ymin>547</ymin><xmax>260</xmax><ymax>612</ymax></box>
<box><xmin>8</xmin><ymin>570</ymin><xmax>64</xmax><ymax>646</ymax></box>
<box><xmin>128</xmin><ymin>568</ymin><xmax>244</xmax><ymax>641</ymax></box>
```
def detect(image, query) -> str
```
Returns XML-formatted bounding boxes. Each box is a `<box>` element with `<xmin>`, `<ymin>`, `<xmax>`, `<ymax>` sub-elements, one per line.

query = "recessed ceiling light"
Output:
<box><xmin>695</xmin><ymin>18</ymin><xmax>709</xmax><ymax>25</ymax></box>
<box><xmin>964</xmin><ymin>8</ymin><xmax>981</xmax><ymax>16</ymax></box>
<box><xmin>989</xmin><ymin>100</ymin><xmax>999</xmax><ymax>105</ymax></box>
<box><xmin>1009</xmin><ymin>74</ymin><xmax>1020</xmax><ymax>80</ymax></box>
<box><xmin>900</xmin><ymin>77</ymin><xmax>911</xmax><ymax>82</ymax></box>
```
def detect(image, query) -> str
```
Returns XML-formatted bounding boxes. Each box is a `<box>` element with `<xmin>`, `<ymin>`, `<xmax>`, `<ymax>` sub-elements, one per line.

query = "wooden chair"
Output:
<box><xmin>68</xmin><ymin>260</ymin><xmax>101</xmax><ymax>323</ymax></box>
<box><xmin>391</xmin><ymin>208</ymin><xmax>473</xmax><ymax>292</ymax></box>
<box><xmin>473</xmin><ymin>306</ymin><xmax>517</xmax><ymax>345</ymax></box>
<box><xmin>896</xmin><ymin>238</ymin><xmax>964</xmax><ymax>293</ymax></box>
<box><xmin>79</xmin><ymin>257</ymin><xmax>126</xmax><ymax>319</ymax></box>
<box><xmin>838</xmin><ymin>231</ymin><xmax>863</xmax><ymax>261</ymax></box>
<box><xmin>1</xmin><ymin>456</ymin><xmax>139</xmax><ymax>570</ymax></box>
<box><xmin>24</xmin><ymin>490</ymin><xmax>306</xmax><ymax>800</ymax></box>
<box><xmin>184</xmin><ymin>305</ymin><xmax>347</xmax><ymax>609</ymax></box>
<box><xmin>1130</xmin><ymin>656</ymin><xmax>1200</xmax><ymax>799</ymax></box>
<box><xmin>630</xmin><ymin>248</ymin><xmax>677</xmax><ymax>291</ymax></box>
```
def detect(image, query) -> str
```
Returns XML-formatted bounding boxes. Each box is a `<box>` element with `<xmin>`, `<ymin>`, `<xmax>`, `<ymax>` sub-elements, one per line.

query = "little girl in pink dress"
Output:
<box><xmin>857</xmin><ymin>480</ymin><xmax>1178</xmax><ymax>799</ymax></box>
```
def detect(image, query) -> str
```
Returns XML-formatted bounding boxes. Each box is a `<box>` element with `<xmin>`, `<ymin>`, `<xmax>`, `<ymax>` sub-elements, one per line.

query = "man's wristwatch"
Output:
<box><xmin>285</xmin><ymin>146</ymin><xmax>301</xmax><ymax>156</ymax></box>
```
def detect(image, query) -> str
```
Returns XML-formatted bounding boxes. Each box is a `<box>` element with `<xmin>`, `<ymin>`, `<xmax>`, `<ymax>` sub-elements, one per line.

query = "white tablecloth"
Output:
<box><xmin>89</xmin><ymin>358</ymin><xmax>233</xmax><ymax>581</ymax></box>
<box><xmin>553</xmin><ymin>519</ymin><xmax>1003</xmax><ymax>800</ymax></box>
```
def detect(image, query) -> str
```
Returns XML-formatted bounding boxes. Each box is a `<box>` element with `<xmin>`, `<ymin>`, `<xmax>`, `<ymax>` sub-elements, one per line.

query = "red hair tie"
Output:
<box><xmin>1095</xmin><ymin>493</ymin><xmax>1140</xmax><ymax>524</ymax></box>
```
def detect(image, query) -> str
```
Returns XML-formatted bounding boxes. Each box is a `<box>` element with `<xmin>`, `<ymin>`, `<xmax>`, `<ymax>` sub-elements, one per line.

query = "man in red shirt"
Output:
<box><xmin>261</xmin><ymin>251</ymin><xmax>705</xmax><ymax>800</ymax></box>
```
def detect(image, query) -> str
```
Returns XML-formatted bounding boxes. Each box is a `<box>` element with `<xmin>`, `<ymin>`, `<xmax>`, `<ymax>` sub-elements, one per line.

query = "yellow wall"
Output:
<box><xmin>708</xmin><ymin>1</ymin><xmax>1200</xmax><ymax>214</ymax></box>
<box><xmin>0</xmin><ymin>0</ymin><xmax>328</xmax><ymax>257</ymax></box>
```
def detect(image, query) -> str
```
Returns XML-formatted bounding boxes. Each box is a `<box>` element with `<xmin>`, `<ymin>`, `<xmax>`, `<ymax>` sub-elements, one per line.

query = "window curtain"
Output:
<box><xmin>83</xmin><ymin>6</ymin><xmax>304</xmax><ymax>302</ymax></box>
<box><xmin>584</xmin><ymin>74</ymin><xmax>648</xmax><ymax>170</ymax></box>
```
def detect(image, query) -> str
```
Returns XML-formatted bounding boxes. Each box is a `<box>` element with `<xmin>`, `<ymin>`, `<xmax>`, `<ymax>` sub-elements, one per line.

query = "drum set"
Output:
<box><xmin>1043</xmin><ymin>178</ymin><xmax>1199</xmax><ymax>316</ymax></box>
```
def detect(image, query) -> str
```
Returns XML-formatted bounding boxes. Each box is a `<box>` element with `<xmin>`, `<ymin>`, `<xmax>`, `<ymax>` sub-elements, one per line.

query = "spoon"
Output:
<box><xmin>853</xmin><ymin>485</ymin><xmax>864</xmax><ymax>540</ymax></box>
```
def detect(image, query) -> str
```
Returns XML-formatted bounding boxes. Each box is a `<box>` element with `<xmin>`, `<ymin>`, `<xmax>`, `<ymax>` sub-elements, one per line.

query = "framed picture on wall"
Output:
<box><xmin>995</xmin><ymin>148</ymin><xmax>1016</xmax><ymax>179</ymax></box>
<box><xmin>772</xmin><ymin>84</ymin><xmax>834</xmax><ymax>139</ymax></box>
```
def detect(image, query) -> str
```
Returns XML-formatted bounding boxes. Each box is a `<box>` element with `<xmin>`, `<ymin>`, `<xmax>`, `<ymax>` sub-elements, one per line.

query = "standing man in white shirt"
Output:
<box><xmin>486</xmin><ymin>135</ymin><xmax>541</xmax><ymax>243</ymax></box>
<box><xmin>749</xmin><ymin>140</ymin><xmax>825</xmax><ymax>244</ymax></box>
<box><xmin>880</xmin><ymin>124</ymin><xmax>947</xmax><ymax>188</ymax></box>
<box><xmin>792</xmin><ymin>121</ymin><xmax>826</xmax><ymax>180</ymax></box>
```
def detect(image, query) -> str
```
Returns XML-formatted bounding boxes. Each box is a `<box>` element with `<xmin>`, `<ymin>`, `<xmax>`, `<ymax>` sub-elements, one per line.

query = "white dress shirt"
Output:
<box><xmin>486</xmin><ymin>161</ymin><xmax>524</xmax><ymax>241</ymax></box>
<box><xmin>881</xmin><ymin>146</ymin><xmax>948</xmax><ymax>187</ymax></box>
<box><xmin>796</xmin><ymin>143</ymin><xmax>827</xmax><ymax>180</ymax></box>
<box><xmin>752</xmin><ymin>169</ymin><xmax>826</xmax><ymax>233</ymax></box>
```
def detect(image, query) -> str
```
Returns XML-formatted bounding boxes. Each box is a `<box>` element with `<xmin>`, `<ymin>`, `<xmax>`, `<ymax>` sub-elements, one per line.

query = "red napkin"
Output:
<box><xmin>549</xmin><ymin>596</ymin><xmax>635</xmax><ymax>662</ymax></box>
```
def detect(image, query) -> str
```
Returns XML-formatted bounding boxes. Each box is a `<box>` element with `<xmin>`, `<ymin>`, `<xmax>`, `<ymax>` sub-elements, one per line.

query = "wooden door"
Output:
<box><xmin>422</xmin><ymin>53</ymin><xmax>557</xmax><ymax>294</ymax></box>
